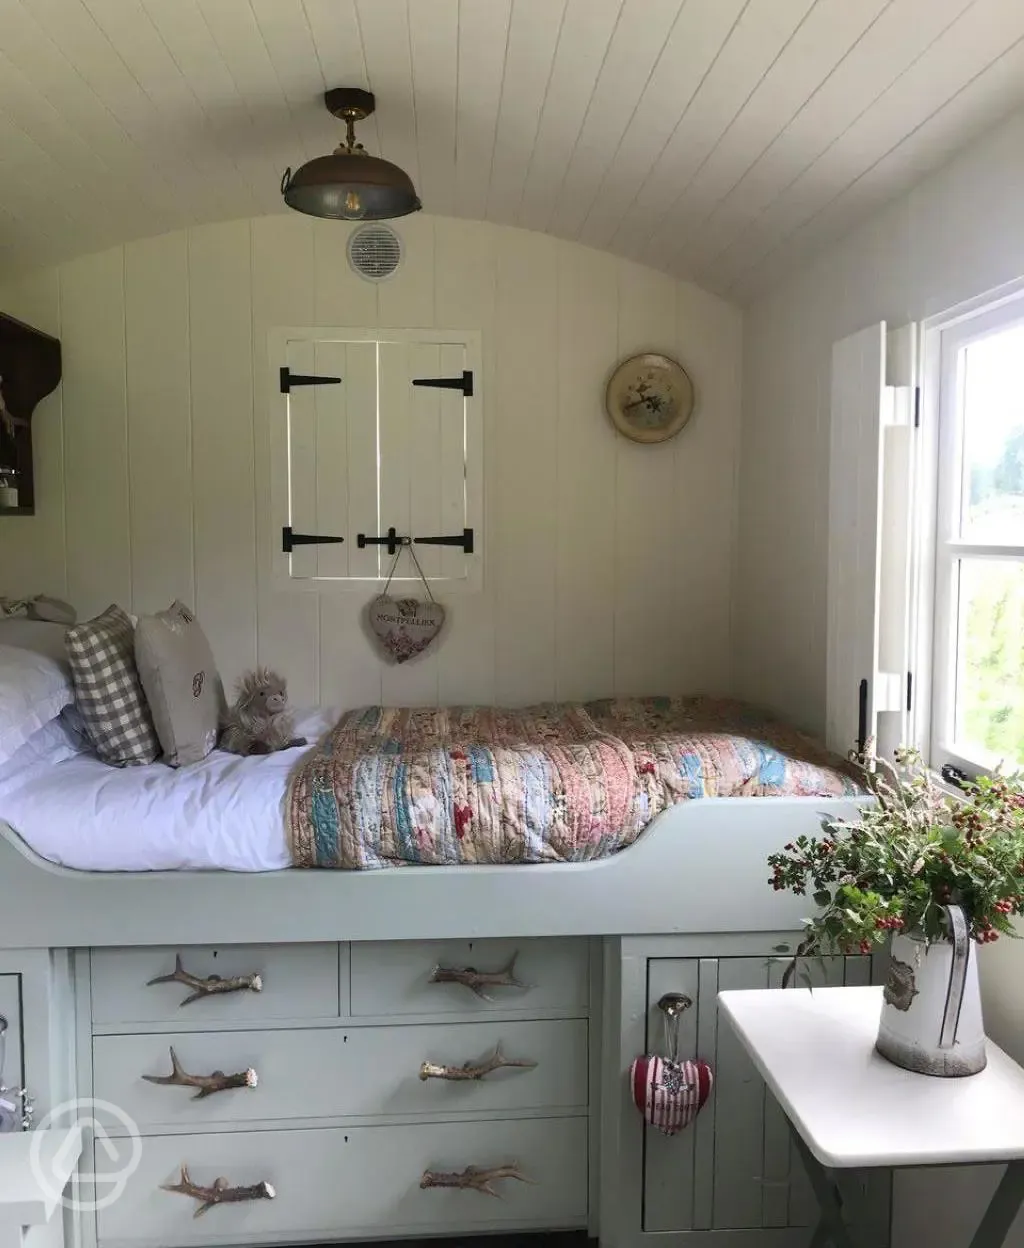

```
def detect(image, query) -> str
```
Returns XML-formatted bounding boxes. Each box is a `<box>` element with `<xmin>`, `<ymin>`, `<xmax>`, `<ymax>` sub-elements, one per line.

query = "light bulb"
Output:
<box><xmin>341</xmin><ymin>189</ymin><xmax>366</xmax><ymax>220</ymax></box>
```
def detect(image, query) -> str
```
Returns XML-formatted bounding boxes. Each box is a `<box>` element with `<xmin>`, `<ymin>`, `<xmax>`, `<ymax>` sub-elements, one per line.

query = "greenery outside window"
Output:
<box><xmin>931</xmin><ymin>300</ymin><xmax>1024</xmax><ymax>778</ymax></box>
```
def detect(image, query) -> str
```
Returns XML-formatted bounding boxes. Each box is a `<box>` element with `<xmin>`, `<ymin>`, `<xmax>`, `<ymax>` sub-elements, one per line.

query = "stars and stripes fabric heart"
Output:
<box><xmin>630</xmin><ymin>1054</ymin><xmax>713</xmax><ymax>1136</ymax></box>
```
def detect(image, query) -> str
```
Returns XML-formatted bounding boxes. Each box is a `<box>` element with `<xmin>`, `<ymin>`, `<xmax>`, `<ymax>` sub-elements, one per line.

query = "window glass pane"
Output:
<box><xmin>961</xmin><ymin>323</ymin><xmax>1024</xmax><ymax>541</ymax></box>
<box><xmin>955</xmin><ymin>558</ymin><xmax>1024</xmax><ymax>766</ymax></box>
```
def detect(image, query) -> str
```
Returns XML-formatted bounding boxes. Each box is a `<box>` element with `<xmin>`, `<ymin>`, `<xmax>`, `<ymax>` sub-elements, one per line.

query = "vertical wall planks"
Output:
<box><xmin>312</xmin><ymin>220</ymin><xmax>378</xmax><ymax>327</ymax></box>
<box><xmin>189</xmin><ymin>220</ymin><xmax>257</xmax><ymax>687</ymax></box>
<box><xmin>312</xmin><ymin>219</ymin><xmax>382</xmax><ymax>709</ymax></box>
<box><xmin>124</xmin><ymin>232</ymin><xmax>193</xmax><ymax>615</ymax></box>
<box><xmin>0</xmin><ymin>268</ymin><xmax>65</xmax><ymax>598</ymax></box>
<box><xmin>377</xmin><ymin>217</ymin><xmax>441</xmax><ymax>708</ymax></box>
<box><xmin>60</xmin><ymin>247</ymin><xmax>131</xmax><ymax>618</ymax></box>
<box><xmin>434</xmin><ymin>218</ymin><xmax>497</xmax><ymax>705</ymax></box>
<box><xmin>494</xmin><ymin>228</ymin><xmax>559</xmax><ymax>704</ymax></box>
<box><xmin>378</xmin><ymin>215</ymin><xmax>436</xmax><ymax>329</ymax></box>
<box><xmin>11</xmin><ymin>213</ymin><xmax>743</xmax><ymax>710</ymax></box>
<box><xmin>251</xmin><ymin>215</ymin><xmax>319</xmax><ymax>706</ymax></box>
<box><xmin>674</xmin><ymin>284</ymin><xmax>742</xmax><ymax>695</ymax></box>
<box><xmin>555</xmin><ymin>242</ymin><xmax>618</xmax><ymax>700</ymax></box>
<box><xmin>614</xmin><ymin>259</ymin><xmax>678</xmax><ymax>696</ymax></box>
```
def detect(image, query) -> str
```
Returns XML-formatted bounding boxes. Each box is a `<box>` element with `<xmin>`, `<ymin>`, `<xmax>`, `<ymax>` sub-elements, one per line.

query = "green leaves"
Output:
<box><xmin>767</xmin><ymin>750</ymin><xmax>1024</xmax><ymax>964</ymax></box>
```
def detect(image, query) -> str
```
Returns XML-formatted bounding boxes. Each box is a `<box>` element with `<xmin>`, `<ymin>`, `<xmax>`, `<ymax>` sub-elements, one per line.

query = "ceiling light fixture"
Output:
<box><xmin>281</xmin><ymin>88</ymin><xmax>421</xmax><ymax>222</ymax></box>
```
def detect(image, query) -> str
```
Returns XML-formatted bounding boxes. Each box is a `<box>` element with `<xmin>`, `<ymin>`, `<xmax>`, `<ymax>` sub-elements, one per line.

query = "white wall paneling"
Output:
<box><xmin>0</xmin><ymin>213</ymin><xmax>741</xmax><ymax>711</ymax></box>
<box><xmin>737</xmin><ymin>101</ymin><xmax>1024</xmax><ymax>1248</ymax></box>
<box><xmin>2</xmin><ymin>1</ymin><xmax>1024</xmax><ymax>299</ymax></box>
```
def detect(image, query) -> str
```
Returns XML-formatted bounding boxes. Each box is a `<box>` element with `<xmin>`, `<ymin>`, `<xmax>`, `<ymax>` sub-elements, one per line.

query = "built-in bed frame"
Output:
<box><xmin>0</xmin><ymin>792</ymin><xmax>866</xmax><ymax>948</ymax></box>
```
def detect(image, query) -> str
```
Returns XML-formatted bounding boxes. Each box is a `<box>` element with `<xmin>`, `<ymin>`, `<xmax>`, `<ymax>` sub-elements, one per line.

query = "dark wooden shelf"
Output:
<box><xmin>0</xmin><ymin>310</ymin><xmax>62</xmax><ymax>516</ymax></box>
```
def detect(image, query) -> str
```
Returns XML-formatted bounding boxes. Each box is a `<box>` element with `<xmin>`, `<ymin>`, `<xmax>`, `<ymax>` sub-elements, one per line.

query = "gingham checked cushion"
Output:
<box><xmin>65</xmin><ymin>605</ymin><xmax>160</xmax><ymax>766</ymax></box>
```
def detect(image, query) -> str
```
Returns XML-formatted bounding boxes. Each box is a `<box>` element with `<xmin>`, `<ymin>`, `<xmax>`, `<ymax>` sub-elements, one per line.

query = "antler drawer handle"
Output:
<box><xmin>146</xmin><ymin>955</ymin><xmax>263</xmax><ymax>1007</ymax></box>
<box><xmin>420</xmin><ymin>1163</ymin><xmax>534</xmax><ymax>1198</ymax></box>
<box><xmin>419</xmin><ymin>1043</ymin><xmax>537</xmax><ymax>1082</ymax></box>
<box><xmin>162</xmin><ymin>1166</ymin><xmax>275</xmax><ymax>1218</ymax></box>
<box><xmin>428</xmin><ymin>952</ymin><xmax>526</xmax><ymax>1000</ymax></box>
<box><xmin>143</xmin><ymin>1047</ymin><xmax>258</xmax><ymax>1099</ymax></box>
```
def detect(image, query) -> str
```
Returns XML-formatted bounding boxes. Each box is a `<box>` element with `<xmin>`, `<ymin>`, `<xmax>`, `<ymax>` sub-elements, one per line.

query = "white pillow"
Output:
<box><xmin>0</xmin><ymin>643</ymin><xmax>73</xmax><ymax>767</ymax></box>
<box><xmin>0</xmin><ymin>712</ymin><xmax>87</xmax><ymax>786</ymax></box>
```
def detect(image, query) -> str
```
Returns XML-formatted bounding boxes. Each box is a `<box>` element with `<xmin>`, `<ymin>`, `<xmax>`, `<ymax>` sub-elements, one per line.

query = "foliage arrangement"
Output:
<box><xmin>767</xmin><ymin>750</ymin><xmax>1024</xmax><ymax>977</ymax></box>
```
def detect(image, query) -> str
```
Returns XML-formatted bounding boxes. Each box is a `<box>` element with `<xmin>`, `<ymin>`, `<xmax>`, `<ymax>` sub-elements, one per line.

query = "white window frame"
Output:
<box><xmin>918</xmin><ymin>282</ymin><xmax>1024</xmax><ymax>780</ymax></box>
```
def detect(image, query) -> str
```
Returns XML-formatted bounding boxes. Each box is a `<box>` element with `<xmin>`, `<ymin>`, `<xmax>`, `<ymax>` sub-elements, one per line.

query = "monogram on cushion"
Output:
<box><xmin>630</xmin><ymin>1055</ymin><xmax>713</xmax><ymax>1136</ymax></box>
<box><xmin>65</xmin><ymin>604</ymin><xmax>160</xmax><ymax>766</ymax></box>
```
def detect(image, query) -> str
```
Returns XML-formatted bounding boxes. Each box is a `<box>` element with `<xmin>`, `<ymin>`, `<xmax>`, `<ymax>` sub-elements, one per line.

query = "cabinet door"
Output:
<box><xmin>643</xmin><ymin>954</ymin><xmax>885</xmax><ymax>1237</ymax></box>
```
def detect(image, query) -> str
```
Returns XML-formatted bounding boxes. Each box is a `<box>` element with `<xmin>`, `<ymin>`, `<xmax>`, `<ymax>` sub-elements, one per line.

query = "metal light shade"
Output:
<box><xmin>282</xmin><ymin>151</ymin><xmax>420</xmax><ymax>221</ymax></box>
<box><xmin>281</xmin><ymin>87</ymin><xmax>421</xmax><ymax>222</ymax></box>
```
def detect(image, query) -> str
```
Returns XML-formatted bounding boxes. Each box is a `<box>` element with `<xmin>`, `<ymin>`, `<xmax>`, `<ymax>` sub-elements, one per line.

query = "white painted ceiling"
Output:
<box><xmin>3</xmin><ymin>0</ymin><xmax>1024</xmax><ymax>303</ymax></box>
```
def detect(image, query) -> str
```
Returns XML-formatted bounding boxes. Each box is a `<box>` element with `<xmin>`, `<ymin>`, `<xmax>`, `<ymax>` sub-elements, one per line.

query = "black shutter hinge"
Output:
<box><xmin>416</xmin><ymin>528</ymin><xmax>474</xmax><ymax>554</ymax></box>
<box><xmin>857</xmin><ymin>677</ymin><xmax>869</xmax><ymax>756</ymax></box>
<box><xmin>913</xmin><ymin>386</ymin><xmax>921</xmax><ymax>428</ymax></box>
<box><xmin>412</xmin><ymin>370</ymin><xmax>474</xmax><ymax>397</ymax></box>
<box><xmin>282</xmin><ymin>527</ymin><xmax>344</xmax><ymax>553</ymax></box>
<box><xmin>280</xmin><ymin>367</ymin><xmax>342</xmax><ymax>393</ymax></box>
<box><xmin>906</xmin><ymin>671</ymin><xmax>913</xmax><ymax>713</ymax></box>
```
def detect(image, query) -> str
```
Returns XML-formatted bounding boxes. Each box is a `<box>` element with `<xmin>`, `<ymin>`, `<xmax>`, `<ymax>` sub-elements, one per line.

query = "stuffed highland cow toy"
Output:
<box><xmin>219</xmin><ymin>668</ymin><xmax>307</xmax><ymax>757</ymax></box>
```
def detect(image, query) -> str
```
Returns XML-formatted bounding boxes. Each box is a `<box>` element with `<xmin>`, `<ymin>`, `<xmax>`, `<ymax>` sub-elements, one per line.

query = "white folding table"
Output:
<box><xmin>718</xmin><ymin>986</ymin><xmax>1024</xmax><ymax>1248</ymax></box>
<box><xmin>0</xmin><ymin>1129</ymin><xmax>81</xmax><ymax>1248</ymax></box>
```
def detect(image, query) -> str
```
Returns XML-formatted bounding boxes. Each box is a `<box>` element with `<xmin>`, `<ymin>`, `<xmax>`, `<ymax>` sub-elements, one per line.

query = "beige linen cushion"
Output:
<box><xmin>135</xmin><ymin>602</ymin><xmax>223</xmax><ymax>767</ymax></box>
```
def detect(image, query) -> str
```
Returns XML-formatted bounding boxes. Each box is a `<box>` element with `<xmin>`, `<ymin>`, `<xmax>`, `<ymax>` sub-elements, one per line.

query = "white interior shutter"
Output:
<box><xmin>827</xmin><ymin>321</ymin><xmax>917</xmax><ymax>759</ymax></box>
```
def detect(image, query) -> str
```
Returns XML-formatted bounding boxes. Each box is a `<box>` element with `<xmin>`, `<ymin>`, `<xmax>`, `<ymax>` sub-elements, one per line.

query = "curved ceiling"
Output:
<box><xmin>3</xmin><ymin>0</ymin><xmax>1024</xmax><ymax>303</ymax></box>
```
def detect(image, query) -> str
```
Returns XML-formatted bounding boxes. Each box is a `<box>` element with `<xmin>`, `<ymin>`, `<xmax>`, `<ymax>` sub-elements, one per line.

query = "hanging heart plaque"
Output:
<box><xmin>368</xmin><ymin>595</ymin><xmax>445</xmax><ymax>664</ymax></box>
<box><xmin>366</xmin><ymin>541</ymin><xmax>446</xmax><ymax>664</ymax></box>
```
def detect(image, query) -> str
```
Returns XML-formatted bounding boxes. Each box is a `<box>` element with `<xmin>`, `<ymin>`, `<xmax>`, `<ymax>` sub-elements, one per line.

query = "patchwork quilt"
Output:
<box><xmin>286</xmin><ymin>697</ymin><xmax>860</xmax><ymax>869</ymax></box>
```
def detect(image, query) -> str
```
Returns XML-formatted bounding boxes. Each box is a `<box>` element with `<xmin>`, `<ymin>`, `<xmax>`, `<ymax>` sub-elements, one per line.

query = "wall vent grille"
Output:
<box><xmin>347</xmin><ymin>224</ymin><xmax>402</xmax><ymax>282</ymax></box>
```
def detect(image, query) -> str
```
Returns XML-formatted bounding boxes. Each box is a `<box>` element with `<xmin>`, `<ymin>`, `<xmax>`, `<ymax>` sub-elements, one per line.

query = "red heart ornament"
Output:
<box><xmin>630</xmin><ymin>1055</ymin><xmax>713</xmax><ymax>1136</ymax></box>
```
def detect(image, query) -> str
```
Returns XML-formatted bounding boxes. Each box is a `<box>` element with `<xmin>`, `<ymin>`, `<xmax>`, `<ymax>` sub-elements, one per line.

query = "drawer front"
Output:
<box><xmin>95</xmin><ymin>1117</ymin><xmax>588</xmax><ymax>1244</ymax></box>
<box><xmin>93</xmin><ymin>1019</ymin><xmax>588</xmax><ymax>1127</ymax></box>
<box><xmin>91</xmin><ymin>945</ymin><xmax>341</xmax><ymax>1026</ymax></box>
<box><xmin>351</xmin><ymin>938</ymin><xmax>588</xmax><ymax>1017</ymax></box>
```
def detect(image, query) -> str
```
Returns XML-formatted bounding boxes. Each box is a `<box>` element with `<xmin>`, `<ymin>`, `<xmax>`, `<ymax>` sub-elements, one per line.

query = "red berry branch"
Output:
<box><xmin>768</xmin><ymin>747</ymin><xmax>1024</xmax><ymax>980</ymax></box>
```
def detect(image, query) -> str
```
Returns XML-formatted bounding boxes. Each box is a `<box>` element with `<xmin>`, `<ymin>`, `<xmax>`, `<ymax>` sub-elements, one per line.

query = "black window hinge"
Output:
<box><xmin>913</xmin><ymin>386</ymin><xmax>921</xmax><ymax>428</ymax></box>
<box><xmin>906</xmin><ymin>671</ymin><xmax>913</xmax><ymax>713</ymax></box>
<box><xmin>282</xmin><ymin>527</ymin><xmax>344</xmax><ymax>553</ymax></box>
<box><xmin>412</xmin><ymin>370</ymin><xmax>474</xmax><ymax>397</ymax></box>
<box><xmin>280</xmin><ymin>367</ymin><xmax>342</xmax><ymax>393</ymax></box>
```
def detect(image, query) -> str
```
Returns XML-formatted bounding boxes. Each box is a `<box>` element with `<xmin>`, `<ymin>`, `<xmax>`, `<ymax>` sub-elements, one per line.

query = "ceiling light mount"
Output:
<box><xmin>324</xmin><ymin>87</ymin><xmax>375</xmax><ymax>152</ymax></box>
<box><xmin>281</xmin><ymin>87</ymin><xmax>421</xmax><ymax>222</ymax></box>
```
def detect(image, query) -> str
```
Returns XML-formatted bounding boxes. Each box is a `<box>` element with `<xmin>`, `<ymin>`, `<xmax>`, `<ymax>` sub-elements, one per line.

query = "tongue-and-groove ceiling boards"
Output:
<box><xmin>2</xmin><ymin>0</ymin><xmax>1024</xmax><ymax>302</ymax></box>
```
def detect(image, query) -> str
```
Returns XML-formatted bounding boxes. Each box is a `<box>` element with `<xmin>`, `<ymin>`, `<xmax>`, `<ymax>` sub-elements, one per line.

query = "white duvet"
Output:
<box><xmin>0</xmin><ymin>709</ymin><xmax>336</xmax><ymax>872</ymax></box>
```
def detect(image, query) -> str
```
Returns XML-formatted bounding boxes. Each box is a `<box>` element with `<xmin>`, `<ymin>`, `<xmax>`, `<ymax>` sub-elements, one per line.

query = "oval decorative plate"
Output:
<box><xmin>605</xmin><ymin>352</ymin><xmax>695</xmax><ymax>444</ymax></box>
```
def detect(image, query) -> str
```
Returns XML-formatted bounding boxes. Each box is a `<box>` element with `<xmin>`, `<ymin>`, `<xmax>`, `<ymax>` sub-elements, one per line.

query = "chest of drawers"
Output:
<box><xmin>80</xmin><ymin>938</ymin><xmax>593</xmax><ymax>1248</ymax></box>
